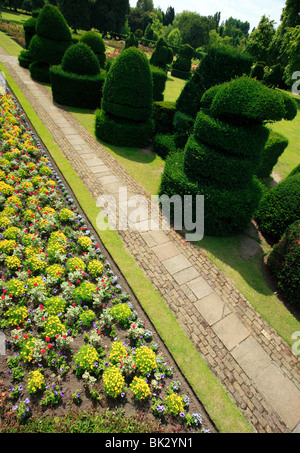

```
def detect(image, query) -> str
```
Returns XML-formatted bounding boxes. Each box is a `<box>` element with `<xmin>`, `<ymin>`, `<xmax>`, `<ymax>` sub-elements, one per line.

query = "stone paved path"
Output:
<box><xmin>1</xmin><ymin>48</ymin><xmax>300</xmax><ymax>433</ymax></box>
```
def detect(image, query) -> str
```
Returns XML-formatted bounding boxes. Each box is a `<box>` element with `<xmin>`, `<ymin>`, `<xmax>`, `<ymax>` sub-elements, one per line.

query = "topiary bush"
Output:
<box><xmin>159</xmin><ymin>76</ymin><xmax>297</xmax><ymax>237</ymax></box>
<box><xmin>171</xmin><ymin>44</ymin><xmax>194</xmax><ymax>80</ymax></box>
<box><xmin>18</xmin><ymin>49</ymin><xmax>33</xmax><ymax>69</ymax></box>
<box><xmin>256</xmin><ymin>131</ymin><xmax>289</xmax><ymax>179</ymax></box>
<box><xmin>255</xmin><ymin>173</ymin><xmax>300</xmax><ymax>243</ymax></box>
<box><xmin>173</xmin><ymin>45</ymin><xmax>253</xmax><ymax>147</ymax></box>
<box><xmin>28</xmin><ymin>4</ymin><xmax>73</xmax><ymax>83</ymax></box>
<box><xmin>50</xmin><ymin>43</ymin><xmax>105</xmax><ymax>109</ymax></box>
<box><xmin>125</xmin><ymin>32</ymin><xmax>139</xmax><ymax>49</ymax></box>
<box><xmin>23</xmin><ymin>16</ymin><xmax>38</xmax><ymax>49</ymax></box>
<box><xmin>150</xmin><ymin>38</ymin><xmax>173</xmax><ymax>71</ymax></box>
<box><xmin>150</xmin><ymin>65</ymin><xmax>167</xmax><ymax>101</ymax></box>
<box><xmin>79</xmin><ymin>31</ymin><xmax>106</xmax><ymax>68</ymax></box>
<box><xmin>267</xmin><ymin>220</ymin><xmax>300</xmax><ymax>307</ymax></box>
<box><xmin>152</xmin><ymin>101</ymin><xmax>176</xmax><ymax>134</ymax></box>
<box><xmin>153</xmin><ymin>133</ymin><xmax>177</xmax><ymax>160</ymax></box>
<box><xmin>95</xmin><ymin>47</ymin><xmax>154</xmax><ymax>147</ymax></box>
<box><xmin>250</xmin><ymin>63</ymin><xmax>265</xmax><ymax>80</ymax></box>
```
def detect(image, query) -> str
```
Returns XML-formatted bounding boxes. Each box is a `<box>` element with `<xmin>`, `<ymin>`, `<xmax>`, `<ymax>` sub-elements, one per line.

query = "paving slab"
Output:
<box><xmin>254</xmin><ymin>363</ymin><xmax>300</xmax><ymax>431</ymax></box>
<box><xmin>152</xmin><ymin>241</ymin><xmax>180</xmax><ymax>261</ymax></box>
<box><xmin>187</xmin><ymin>276</ymin><xmax>214</xmax><ymax>300</ymax></box>
<box><xmin>172</xmin><ymin>266</ymin><xmax>200</xmax><ymax>285</ymax></box>
<box><xmin>162</xmin><ymin>254</ymin><xmax>192</xmax><ymax>276</ymax></box>
<box><xmin>212</xmin><ymin>312</ymin><xmax>250</xmax><ymax>351</ymax></box>
<box><xmin>0</xmin><ymin>332</ymin><xmax>5</xmax><ymax>355</ymax></box>
<box><xmin>194</xmin><ymin>292</ymin><xmax>225</xmax><ymax>326</ymax></box>
<box><xmin>231</xmin><ymin>335</ymin><xmax>271</xmax><ymax>379</ymax></box>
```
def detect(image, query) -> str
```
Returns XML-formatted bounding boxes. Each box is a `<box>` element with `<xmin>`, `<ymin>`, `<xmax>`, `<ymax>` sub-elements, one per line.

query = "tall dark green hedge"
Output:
<box><xmin>159</xmin><ymin>76</ymin><xmax>297</xmax><ymax>237</ymax></box>
<box><xmin>28</xmin><ymin>4</ymin><xmax>73</xmax><ymax>83</ymax></box>
<box><xmin>50</xmin><ymin>43</ymin><xmax>105</xmax><ymax>109</ymax></box>
<box><xmin>150</xmin><ymin>38</ymin><xmax>173</xmax><ymax>71</ymax></box>
<box><xmin>95</xmin><ymin>47</ymin><xmax>154</xmax><ymax>147</ymax></box>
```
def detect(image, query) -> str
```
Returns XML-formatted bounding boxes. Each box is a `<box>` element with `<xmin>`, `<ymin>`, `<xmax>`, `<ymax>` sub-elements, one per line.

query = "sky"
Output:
<box><xmin>129</xmin><ymin>0</ymin><xmax>286</xmax><ymax>30</ymax></box>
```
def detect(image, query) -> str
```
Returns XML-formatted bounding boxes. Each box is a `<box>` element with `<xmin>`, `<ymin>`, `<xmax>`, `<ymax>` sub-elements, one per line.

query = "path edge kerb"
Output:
<box><xmin>0</xmin><ymin>61</ymin><xmax>253</xmax><ymax>434</ymax></box>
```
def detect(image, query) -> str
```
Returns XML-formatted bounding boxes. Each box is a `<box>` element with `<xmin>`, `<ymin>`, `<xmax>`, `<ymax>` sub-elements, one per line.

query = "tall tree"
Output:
<box><xmin>136</xmin><ymin>0</ymin><xmax>153</xmax><ymax>12</ymax></box>
<box><xmin>173</xmin><ymin>11</ymin><xmax>212</xmax><ymax>48</ymax></box>
<box><xmin>90</xmin><ymin>0</ymin><xmax>129</xmax><ymax>34</ymax></box>
<box><xmin>246</xmin><ymin>15</ymin><xmax>276</xmax><ymax>62</ymax></box>
<box><xmin>59</xmin><ymin>0</ymin><xmax>91</xmax><ymax>33</ymax></box>
<box><xmin>164</xmin><ymin>6</ymin><xmax>175</xmax><ymax>26</ymax></box>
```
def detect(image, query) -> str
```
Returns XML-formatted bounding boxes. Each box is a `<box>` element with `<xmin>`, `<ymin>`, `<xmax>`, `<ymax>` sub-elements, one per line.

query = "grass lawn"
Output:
<box><xmin>0</xmin><ymin>7</ymin><xmax>30</xmax><ymax>24</ymax></box>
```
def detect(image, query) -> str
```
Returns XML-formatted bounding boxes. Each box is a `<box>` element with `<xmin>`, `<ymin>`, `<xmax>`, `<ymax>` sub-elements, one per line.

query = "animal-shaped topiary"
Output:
<box><xmin>159</xmin><ymin>76</ymin><xmax>297</xmax><ymax>237</ymax></box>
<box><xmin>171</xmin><ymin>44</ymin><xmax>194</xmax><ymax>80</ymax></box>
<box><xmin>28</xmin><ymin>4</ymin><xmax>73</xmax><ymax>83</ymax></box>
<box><xmin>79</xmin><ymin>31</ymin><xmax>106</xmax><ymax>69</ymax></box>
<box><xmin>150</xmin><ymin>37</ymin><xmax>173</xmax><ymax>71</ymax></box>
<box><xmin>50</xmin><ymin>42</ymin><xmax>105</xmax><ymax>109</ymax></box>
<box><xmin>95</xmin><ymin>47</ymin><xmax>154</xmax><ymax>147</ymax></box>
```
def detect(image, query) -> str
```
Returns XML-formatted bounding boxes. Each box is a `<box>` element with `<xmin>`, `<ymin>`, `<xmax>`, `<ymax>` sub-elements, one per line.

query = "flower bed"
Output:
<box><xmin>0</xmin><ymin>88</ymin><xmax>212</xmax><ymax>432</ymax></box>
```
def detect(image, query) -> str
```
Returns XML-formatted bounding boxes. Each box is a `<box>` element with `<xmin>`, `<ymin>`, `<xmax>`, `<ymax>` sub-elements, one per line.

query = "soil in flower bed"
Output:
<box><xmin>0</xmin><ymin>84</ymin><xmax>216</xmax><ymax>433</ymax></box>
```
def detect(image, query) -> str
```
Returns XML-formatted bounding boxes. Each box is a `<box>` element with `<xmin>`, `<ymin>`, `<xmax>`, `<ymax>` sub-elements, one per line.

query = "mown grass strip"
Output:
<box><xmin>0</xmin><ymin>61</ymin><xmax>253</xmax><ymax>433</ymax></box>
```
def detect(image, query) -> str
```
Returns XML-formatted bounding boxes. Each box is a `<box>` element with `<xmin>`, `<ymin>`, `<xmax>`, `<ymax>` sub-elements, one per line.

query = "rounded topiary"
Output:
<box><xmin>50</xmin><ymin>43</ymin><xmax>105</xmax><ymax>109</ymax></box>
<box><xmin>125</xmin><ymin>32</ymin><xmax>138</xmax><ymax>49</ymax></box>
<box><xmin>18</xmin><ymin>49</ymin><xmax>33</xmax><ymax>69</ymax></box>
<box><xmin>159</xmin><ymin>76</ymin><xmax>297</xmax><ymax>236</ymax></box>
<box><xmin>255</xmin><ymin>173</ymin><xmax>300</xmax><ymax>243</ymax></box>
<box><xmin>79</xmin><ymin>31</ymin><xmax>106</xmax><ymax>68</ymax></box>
<box><xmin>61</xmin><ymin>42</ymin><xmax>100</xmax><ymax>76</ymax></box>
<box><xmin>28</xmin><ymin>4</ymin><xmax>72</xmax><ymax>82</ymax></box>
<box><xmin>171</xmin><ymin>44</ymin><xmax>194</xmax><ymax>80</ymax></box>
<box><xmin>250</xmin><ymin>63</ymin><xmax>265</xmax><ymax>80</ymax></box>
<box><xmin>267</xmin><ymin>220</ymin><xmax>300</xmax><ymax>307</ymax></box>
<box><xmin>150</xmin><ymin>65</ymin><xmax>167</xmax><ymax>101</ymax></box>
<box><xmin>95</xmin><ymin>47</ymin><xmax>153</xmax><ymax>147</ymax></box>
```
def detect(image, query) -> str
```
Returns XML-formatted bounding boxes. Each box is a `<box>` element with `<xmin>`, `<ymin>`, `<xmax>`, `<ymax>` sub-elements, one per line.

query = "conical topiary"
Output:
<box><xmin>50</xmin><ymin>42</ymin><xmax>105</xmax><ymax>109</ymax></box>
<box><xmin>159</xmin><ymin>76</ymin><xmax>297</xmax><ymax>237</ymax></box>
<box><xmin>150</xmin><ymin>38</ymin><xmax>173</xmax><ymax>71</ymax></box>
<box><xmin>171</xmin><ymin>44</ymin><xmax>194</xmax><ymax>80</ymax></box>
<box><xmin>28</xmin><ymin>4</ymin><xmax>73</xmax><ymax>83</ymax></box>
<box><xmin>95</xmin><ymin>47</ymin><xmax>153</xmax><ymax>147</ymax></box>
<box><xmin>79</xmin><ymin>31</ymin><xmax>106</xmax><ymax>69</ymax></box>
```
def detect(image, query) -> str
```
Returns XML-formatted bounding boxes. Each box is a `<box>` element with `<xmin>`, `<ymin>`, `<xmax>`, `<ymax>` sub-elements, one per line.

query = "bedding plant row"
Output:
<box><xmin>0</xmin><ymin>89</ymin><xmax>210</xmax><ymax>433</ymax></box>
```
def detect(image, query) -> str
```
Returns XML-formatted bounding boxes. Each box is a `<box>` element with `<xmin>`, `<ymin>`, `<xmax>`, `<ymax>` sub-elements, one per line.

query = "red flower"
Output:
<box><xmin>41</xmin><ymin>349</ymin><xmax>46</xmax><ymax>354</ymax></box>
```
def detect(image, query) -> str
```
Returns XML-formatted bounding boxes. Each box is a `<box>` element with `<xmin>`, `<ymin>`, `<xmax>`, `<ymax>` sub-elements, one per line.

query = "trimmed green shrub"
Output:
<box><xmin>95</xmin><ymin>47</ymin><xmax>154</xmax><ymax>147</ymax></box>
<box><xmin>80</xmin><ymin>31</ymin><xmax>106</xmax><ymax>68</ymax></box>
<box><xmin>173</xmin><ymin>111</ymin><xmax>195</xmax><ymax>148</ymax></box>
<box><xmin>28</xmin><ymin>4</ymin><xmax>72</xmax><ymax>82</ymax></box>
<box><xmin>150</xmin><ymin>38</ymin><xmax>173</xmax><ymax>71</ymax></box>
<box><xmin>159</xmin><ymin>151</ymin><xmax>262</xmax><ymax>236</ymax></box>
<box><xmin>175</xmin><ymin>45</ymin><xmax>253</xmax><ymax>119</ymax></box>
<box><xmin>18</xmin><ymin>49</ymin><xmax>33</xmax><ymax>69</ymax></box>
<box><xmin>263</xmin><ymin>64</ymin><xmax>285</xmax><ymax>89</ymax></box>
<box><xmin>193</xmin><ymin>110</ymin><xmax>268</xmax><ymax>159</ymax></box>
<box><xmin>250</xmin><ymin>63</ymin><xmax>265</xmax><ymax>80</ymax></box>
<box><xmin>171</xmin><ymin>44</ymin><xmax>194</xmax><ymax>80</ymax></box>
<box><xmin>95</xmin><ymin>110</ymin><xmax>153</xmax><ymax>148</ymax></box>
<box><xmin>160</xmin><ymin>76</ymin><xmax>295</xmax><ymax>236</ymax></box>
<box><xmin>255</xmin><ymin>173</ymin><xmax>300</xmax><ymax>243</ymax></box>
<box><xmin>153</xmin><ymin>133</ymin><xmax>177</xmax><ymax>159</ymax></box>
<box><xmin>150</xmin><ymin>65</ymin><xmax>167</xmax><ymax>101</ymax></box>
<box><xmin>101</xmin><ymin>47</ymin><xmax>153</xmax><ymax>122</ymax></box>
<box><xmin>256</xmin><ymin>131</ymin><xmax>288</xmax><ymax>179</ymax></box>
<box><xmin>50</xmin><ymin>43</ymin><xmax>104</xmax><ymax>109</ymax></box>
<box><xmin>23</xmin><ymin>16</ymin><xmax>37</xmax><ymax>49</ymax></box>
<box><xmin>267</xmin><ymin>220</ymin><xmax>300</xmax><ymax>307</ymax></box>
<box><xmin>209</xmin><ymin>75</ymin><xmax>287</xmax><ymax>124</ymax></box>
<box><xmin>125</xmin><ymin>32</ymin><xmax>139</xmax><ymax>49</ymax></box>
<box><xmin>29</xmin><ymin>61</ymin><xmax>51</xmax><ymax>83</ymax></box>
<box><xmin>281</xmin><ymin>91</ymin><xmax>298</xmax><ymax>121</ymax></box>
<box><xmin>153</xmin><ymin>101</ymin><xmax>176</xmax><ymax>134</ymax></box>
<box><xmin>61</xmin><ymin>42</ymin><xmax>100</xmax><ymax>76</ymax></box>
<box><xmin>183</xmin><ymin>135</ymin><xmax>257</xmax><ymax>188</ymax></box>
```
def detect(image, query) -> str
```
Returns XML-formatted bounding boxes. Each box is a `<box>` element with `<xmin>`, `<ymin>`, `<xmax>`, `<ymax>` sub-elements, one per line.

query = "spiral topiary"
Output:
<box><xmin>150</xmin><ymin>37</ymin><xmax>173</xmax><ymax>71</ymax></box>
<box><xmin>28</xmin><ymin>4</ymin><xmax>73</xmax><ymax>83</ymax></box>
<box><xmin>159</xmin><ymin>76</ymin><xmax>297</xmax><ymax>236</ymax></box>
<box><xmin>50</xmin><ymin>42</ymin><xmax>105</xmax><ymax>109</ymax></box>
<box><xmin>95</xmin><ymin>47</ymin><xmax>153</xmax><ymax>147</ymax></box>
